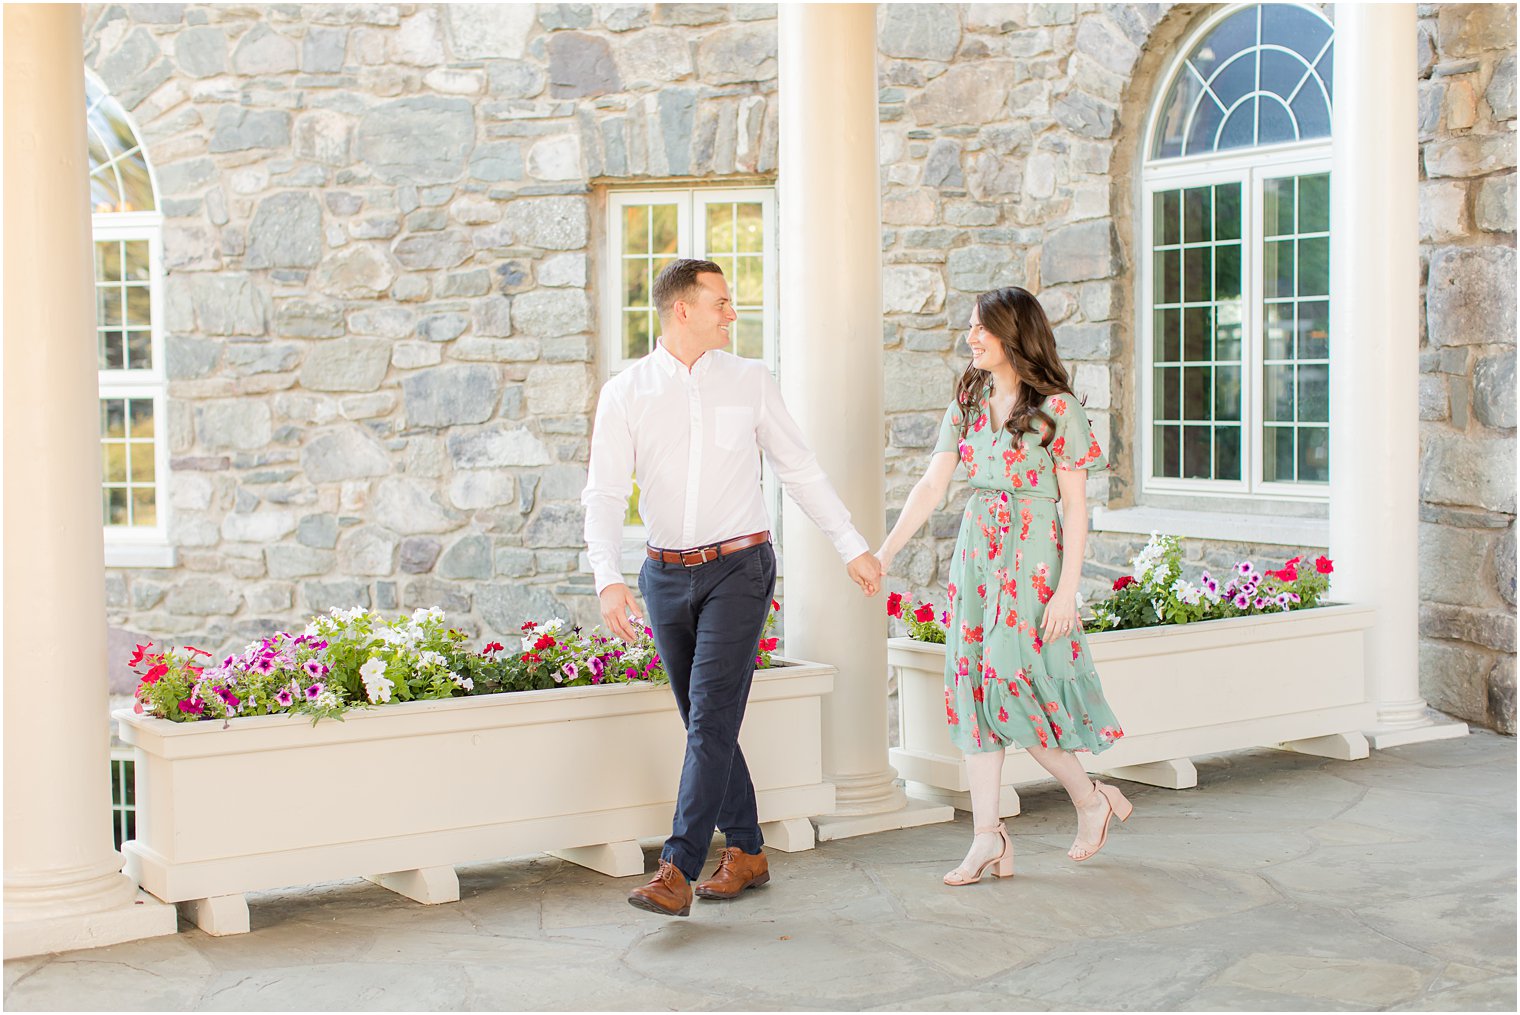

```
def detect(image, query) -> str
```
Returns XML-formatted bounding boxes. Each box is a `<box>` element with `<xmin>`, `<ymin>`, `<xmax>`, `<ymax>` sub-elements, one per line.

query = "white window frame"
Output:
<box><xmin>94</xmin><ymin>212</ymin><xmax>174</xmax><ymax>567</ymax></box>
<box><xmin>1137</xmin><ymin>2</ymin><xmax>1333</xmax><ymax>505</ymax></box>
<box><xmin>601</xmin><ymin>186</ymin><xmax>781</xmax><ymax>554</ymax></box>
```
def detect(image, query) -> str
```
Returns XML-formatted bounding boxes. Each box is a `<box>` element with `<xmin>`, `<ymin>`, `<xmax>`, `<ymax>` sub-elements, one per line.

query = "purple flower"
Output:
<box><xmin>1274</xmin><ymin>592</ymin><xmax>1291</xmax><ymax>609</ymax></box>
<box><xmin>1253</xmin><ymin>597</ymin><xmax>1267</xmax><ymax>610</ymax></box>
<box><xmin>1233</xmin><ymin>593</ymin><xmax>1250</xmax><ymax>609</ymax></box>
<box><xmin>940</xmin><ymin>610</ymin><xmax>950</xmax><ymax>625</ymax></box>
<box><xmin>215</xmin><ymin>687</ymin><xmax>241</xmax><ymax>709</ymax></box>
<box><xmin>1235</xmin><ymin>561</ymin><xmax>1255</xmax><ymax>577</ymax></box>
<box><xmin>274</xmin><ymin>688</ymin><xmax>294</xmax><ymax>707</ymax></box>
<box><xmin>626</xmin><ymin>667</ymin><xmax>637</xmax><ymax>680</ymax></box>
<box><xmin>254</xmin><ymin>655</ymin><xmax>277</xmax><ymax>675</ymax></box>
<box><xmin>305</xmin><ymin>683</ymin><xmax>324</xmax><ymax>701</ymax></box>
<box><xmin>303</xmin><ymin>659</ymin><xmax>326</xmax><ymax>678</ymax></box>
<box><xmin>588</xmin><ymin>655</ymin><xmax>605</xmax><ymax>677</ymax></box>
<box><xmin>561</xmin><ymin>661</ymin><xmax>577</xmax><ymax>682</ymax></box>
<box><xmin>179</xmin><ymin>697</ymin><xmax>205</xmax><ymax>716</ymax></box>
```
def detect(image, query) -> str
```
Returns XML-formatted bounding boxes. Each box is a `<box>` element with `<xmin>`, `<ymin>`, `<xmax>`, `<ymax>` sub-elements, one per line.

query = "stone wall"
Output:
<box><xmin>1413</xmin><ymin>2</ymin><xmax>1516</xmax><ymax>733</ymax></box>
<box><xmin>88</xmin><ymin>4</ymin><xmax>1515</xmax><ymax>732</ymax></box>
<box><xmin>86</xmin><ymin>2</ymin><xmax>781</xmax><ymax>662</ymax></box>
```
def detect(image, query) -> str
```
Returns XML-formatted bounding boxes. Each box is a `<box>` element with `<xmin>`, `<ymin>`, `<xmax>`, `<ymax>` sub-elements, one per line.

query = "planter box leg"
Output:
<box><xmin>365</xmin><ymin>866</ymin><xmax>460</xmax><ymax>905</ymax></box>
<box><xmin>905</xmin><ymin>781</ymin><xmax>1021</xmax><ymax>817</ymax></box>
<box><xmin>1276</xmin><ymin>731</ymin><xmax>1370</xmax><ymax>761</ymax></box>
<box><xmin>760</xmin><ymin>817</ymin><xmax>815</xmax><ymax>852</ymax></box>
<box><xmin>178</xmin><ymin>894</ymin><xmax>249</xmax><ymax>937</ymax></box>
<box><xmin>547</xmin><ymin>839</ymin><xmax>646</xmax><ymax>878</ymax></box>
<box><xmin>1097</xmin><ymin>758</ymin><xmax>1198</xmax><ymax>790</ymax></box>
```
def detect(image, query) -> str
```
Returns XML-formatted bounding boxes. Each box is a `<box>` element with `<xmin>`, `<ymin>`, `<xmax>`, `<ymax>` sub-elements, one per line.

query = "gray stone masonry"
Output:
<box><xmin>86</xmin><ymin>4</ymin><xmax>1513</xmax><ymax>732</ymax></box>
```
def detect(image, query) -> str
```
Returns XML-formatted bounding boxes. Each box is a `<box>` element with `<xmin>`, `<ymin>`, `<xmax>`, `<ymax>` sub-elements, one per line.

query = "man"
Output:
<box><xmin>582</xmin><ymin>258</ymin><xmax>881</xmax><ymax>918</ymax></box>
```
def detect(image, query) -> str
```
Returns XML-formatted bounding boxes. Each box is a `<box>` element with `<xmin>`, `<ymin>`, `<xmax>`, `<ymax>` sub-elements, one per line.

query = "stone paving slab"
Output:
<box><xmin>5</xmin><ymin>731</ymin><xmax>1515</xmax><ymax>1012</ymax></box>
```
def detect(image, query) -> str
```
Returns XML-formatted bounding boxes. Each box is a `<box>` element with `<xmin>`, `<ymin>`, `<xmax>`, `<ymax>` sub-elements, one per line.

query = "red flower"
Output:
<box><xmin>997</xmin><ymin>706</ymin><xmax>1009</xmax><ymax>722</ymax></box>
<box><xmin>483</xmin><ymin>642</ymin><xmax>504</xmax><ymax>655</ymax></box>
<box><xmin>887</xmin><ymin>592</ymin><xmax>904</xmax><ymax>618</ymax></box>
<box><xmin>759</xmin><ymin>637</ymin><xmax>778</xmax><ymax>652</ymax></box>
<box><xmin>521</xmin><ymin>621</ymin><xmax>537</xmax><ymax>631</ymax></box>
<box><xmin>1044</xmin><ymin>701</ymin><xmax>1060</xmax><ymax>714</ymax></box>
<box><xmin>972</xmin><ymin>684</ymin><xmax>985</xmax><ymax>702</ymax></box>
<box><xmin>771</xmin><ymin>598</ymin><xmax>781</xmax><ymax>612</ymax></box>
<box><xmin>533</xmin><ymin>634</ymin><xmax>557</xmax><ymax>651</ymax></box>
<box><xmin>1113</xmin><ymin>575</ymin><xmax>1137</xmax><ymax>591</ymax></box>
<box><xmin>522</xmin><ymin>652</ymin><xmax>542</xmax><ymax>663</ymax></box>
<box><xmin>142</xmin><ymin>664</ymin><xmax>169</xmax><ymax>685</ymax></box>
<box><xmin>1049</xmin><ymin>436</ymin><xmax>1066</xmax><ymax>459</ymax></box>
<box><xmin>913</xmin><ymin>603</ymin><xmax>935</xmax><ymax>624</ymax></box>
<box><xmin>1315</xmin><ymin>555</ymin><xmax>1334</xmax><ymax>574</ymax></box>
<box><xmin>128</xmin><ymin>643</ymin><xmax>152</xmax><ymax>668</ymax></box>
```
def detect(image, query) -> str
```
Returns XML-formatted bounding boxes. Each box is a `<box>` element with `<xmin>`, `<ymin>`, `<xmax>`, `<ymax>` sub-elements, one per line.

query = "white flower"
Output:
<box><xmin>521</xmin><ymin>635</ymin><xmax>536</xmax><ymax>651</ymax></box>
<box><xmin>419</xmin><ymin>650</ymin><xmax>446</xmax><ymax>668</ymax></box>
<box><xmin>544</xmin><ymin>617</ymin><xmax>565</xmax><ymax>633</ymax></box>
<box><xmin>360</xmin><ymin>657</ymin><xmax>393</xmax><ymax>704</ymax></box>
<box><xmin>412</xmin><ymin>606</ymin><xmax>444</xmax><ymax>626</ymax></box>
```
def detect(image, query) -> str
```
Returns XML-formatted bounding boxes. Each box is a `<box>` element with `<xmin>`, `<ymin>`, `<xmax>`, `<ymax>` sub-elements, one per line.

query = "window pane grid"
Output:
<box><xmin>100</xmin><ymin>396</ymin><xmax>156</xmax><ymax>527</ymax></box>
<box><xmin>619</xmin><ymin>203</ymin><xmax>679</xmax><ymax>362</ymax></box>
<box><xmin>110</xmin><ymin>752</ymin><xmax>137</xmax><ymax>849</ymax></box>
<box><xmin>703</xmin><ymin>201</ymin><xmax>766</xmax><ymax>361</ymax></box>
<box><xmin>95</xmin><ymin>239</ymin><xmax>153</xmax><ymax>372</ymax></box>
<box><xmin>1152</xmin><ymin>4</ymin><xmax>1334</xmax><ymax>159</ymax></box>
<box><xmin>1151</xmin><ymin>181</ymin><xmax>1245</xmax><ymax>482</ymax></box>
<box><xmin>1261</xmin><ymin>172</ymin><xmax>1330</xmax><ymax>485</ymax></box>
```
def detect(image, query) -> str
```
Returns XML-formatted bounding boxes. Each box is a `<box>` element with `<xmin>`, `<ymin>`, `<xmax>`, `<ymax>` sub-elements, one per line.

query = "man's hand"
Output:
<box><xmin>599</xmin><ymin>583</ymin><xmax>645</xmax><ymax>643</ymax></box>
<box><xmin>1042</xmin><ymin>587</ymin><xmax>1080</xmax><ymax>640</ymax></box>
<box><xmin>847</xmin><ymin>552</ymin><xmax>882</xmax><ymax>597</ymax></box>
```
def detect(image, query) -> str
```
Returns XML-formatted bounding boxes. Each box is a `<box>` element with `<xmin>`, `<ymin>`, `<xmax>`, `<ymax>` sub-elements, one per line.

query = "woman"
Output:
<box><xmin>877</xmin><ymin>286</ymin><xmax>1132</xmax><ymax>886</ymax></box>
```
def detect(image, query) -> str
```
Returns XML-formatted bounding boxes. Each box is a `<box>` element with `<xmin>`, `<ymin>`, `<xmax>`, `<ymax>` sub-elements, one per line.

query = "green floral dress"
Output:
<box><xmin>933</xmin><ymin>392</ymin><xmax>1126</xmax><ymax>756</ymax></box>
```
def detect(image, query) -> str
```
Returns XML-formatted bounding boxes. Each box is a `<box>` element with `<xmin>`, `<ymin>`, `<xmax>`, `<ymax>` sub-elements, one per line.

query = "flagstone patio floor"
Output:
<box><xmin>5</xmin><ymin>728</ymin><xmax>1515</xmax><ymax>1012</ymax></box>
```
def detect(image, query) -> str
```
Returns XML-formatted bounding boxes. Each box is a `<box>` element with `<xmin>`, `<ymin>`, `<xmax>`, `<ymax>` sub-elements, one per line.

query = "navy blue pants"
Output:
<box><xmin>638</xmin><ymin>542</ymin><xmax>777</xmax><ymax>882</ymax></box>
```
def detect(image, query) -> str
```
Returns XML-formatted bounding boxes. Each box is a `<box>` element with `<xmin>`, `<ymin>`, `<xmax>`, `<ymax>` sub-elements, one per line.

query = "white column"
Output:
<box><xmin>777</xmin><ymin>3</ymin><xmax>952</xmax><ymax>837</ymax></box>
<box><xmin>1328</xmin><ymin>4</ymin><xmax>1466</xmax><ymax>749</ymax></box>
<box><xmin>3</xmin><ymin>4</ymin><xmax>177</xmax><ymax>958</ymax></box>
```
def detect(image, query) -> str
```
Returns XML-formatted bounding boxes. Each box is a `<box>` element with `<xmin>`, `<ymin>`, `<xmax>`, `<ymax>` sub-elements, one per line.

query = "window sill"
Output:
<box><xmin>1091</xmin><ymin>505</ymin><xmax>1329</xmax><ymax>549</ymax></box>
<box><xmin>105</xmin><ymin>542</ymin><xmax>176</xmax><ymax>568</ymax></box>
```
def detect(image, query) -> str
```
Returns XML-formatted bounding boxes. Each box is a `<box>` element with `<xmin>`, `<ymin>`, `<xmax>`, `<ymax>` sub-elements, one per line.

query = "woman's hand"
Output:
<box><xmin>875</xmin><ymin>545</ymin><xmax>895</xmax><ymax>576</ymax></box>
<box><xmin>1042</xmin><ymin>587</ymin><xmax>1081</xmax><ymax>640</ymax></box>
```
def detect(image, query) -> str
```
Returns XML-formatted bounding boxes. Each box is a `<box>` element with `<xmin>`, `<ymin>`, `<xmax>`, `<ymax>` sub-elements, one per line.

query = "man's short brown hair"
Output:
<box><xmin>652</xmin><ymin>258</ymin><xmax>724</xmax><ymax>319</ymax></box>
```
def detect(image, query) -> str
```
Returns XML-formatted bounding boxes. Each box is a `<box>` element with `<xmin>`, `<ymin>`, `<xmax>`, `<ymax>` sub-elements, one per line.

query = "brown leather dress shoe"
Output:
<box><xmin>695</xmin><ymin>846</ymin><xmax>770</xmax><ymax>900</ymax></box>
<box><xmin>626</xmin><ymin>859</ymin><xmax>693</xmax><ymax>917</ymax></box>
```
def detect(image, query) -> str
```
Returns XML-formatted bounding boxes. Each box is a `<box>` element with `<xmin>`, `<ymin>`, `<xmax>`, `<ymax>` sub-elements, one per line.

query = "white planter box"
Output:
<box><xmin>115</xmin><ymin>659</ymin><xmax>835</xmax><ymax>936</ymax></box>
<box><xmin>890</xmin><ymin>605</ymin><xmax>1376</xmax><ymax>814</ymax></box>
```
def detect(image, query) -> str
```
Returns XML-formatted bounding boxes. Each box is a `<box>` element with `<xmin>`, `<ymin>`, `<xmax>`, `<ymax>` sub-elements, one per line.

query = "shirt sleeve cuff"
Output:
<box><xmin>835</xmin><ymin>530</ymin><xmax>871</xmax><ymax>564</ymax></box>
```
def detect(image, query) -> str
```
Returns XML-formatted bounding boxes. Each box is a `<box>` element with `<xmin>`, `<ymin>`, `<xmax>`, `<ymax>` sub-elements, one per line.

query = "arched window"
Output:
<box><xmin>1141</xmin><ymin>4</ymin><xmax>1333</xmax><ymax>499</ymax></box>
<box><xmin>89</xmin><ymin>74</ymin><xmax>171</xmax><ymax>566</ymax></box>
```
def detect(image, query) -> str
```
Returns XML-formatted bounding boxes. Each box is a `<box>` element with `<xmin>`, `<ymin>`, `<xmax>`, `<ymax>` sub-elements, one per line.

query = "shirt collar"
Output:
<box><xmin>652</xmin><ymin>338</ymin><xmax>713</xmax><ymax>379</ymax></box>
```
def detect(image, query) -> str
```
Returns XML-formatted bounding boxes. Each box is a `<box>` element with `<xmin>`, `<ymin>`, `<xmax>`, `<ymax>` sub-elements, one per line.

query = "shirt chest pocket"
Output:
<box><xmin>713</xmin><ymin>406</ymin><xmax>756</xmax><ymax>452</ymax></box>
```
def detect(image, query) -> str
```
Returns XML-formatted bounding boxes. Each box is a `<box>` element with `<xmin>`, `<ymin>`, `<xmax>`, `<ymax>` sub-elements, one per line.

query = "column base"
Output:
<box><xmin>813</xmin><ymin>795</ymin><xmax>954</xmax><ymax>841</ymax></box>
<box><xmin>1365</xmin><ymin>709</ymin><xmax>1469</xmax><ymax>750</ymax></box>
<box><xmin>903</xmin><ymin>781</ymin><xmax>1021</xmax><ymax>817</ymax></box>
<box><xmin>4</xmin><ymin>890</ymin><xmax>177</xmax><ymax>959</ymax></box>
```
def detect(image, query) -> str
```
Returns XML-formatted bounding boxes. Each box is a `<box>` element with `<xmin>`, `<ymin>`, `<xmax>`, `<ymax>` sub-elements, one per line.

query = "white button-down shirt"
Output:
<box><xmin>582</xmin><ymin>340</ymin><xmax>869</xmax><ymax>594</ymax></box>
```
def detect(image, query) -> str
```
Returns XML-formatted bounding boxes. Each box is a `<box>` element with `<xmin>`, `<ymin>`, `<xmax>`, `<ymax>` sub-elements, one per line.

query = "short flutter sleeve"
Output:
<box><xmin>933</xmin><ymin>401</ymin><xmax>963</xmax><ymax>455</ymax></box>
<box><xmin>1046</xmin><ymin>394</ymin><xmax>1108</xmax><ymax>472</ymax></box>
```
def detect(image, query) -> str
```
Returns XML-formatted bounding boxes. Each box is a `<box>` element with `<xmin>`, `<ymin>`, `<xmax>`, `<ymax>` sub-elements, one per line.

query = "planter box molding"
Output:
<box><xmin>891</xmin><ymin>605</ymin><xmax>1376</xmax><ymax>815</ymax></box>
<box><xmin>116</xmin><ymin>659</ymin><xmax>835</xmax><ymax>936</ymax></box>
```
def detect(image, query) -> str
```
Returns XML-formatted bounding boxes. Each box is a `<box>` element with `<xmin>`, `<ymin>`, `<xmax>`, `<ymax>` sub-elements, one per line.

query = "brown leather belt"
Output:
<box><xmin>646</xmin><ymin>530</ymin><xmax>770</xmax><ymax>568</ymax></box>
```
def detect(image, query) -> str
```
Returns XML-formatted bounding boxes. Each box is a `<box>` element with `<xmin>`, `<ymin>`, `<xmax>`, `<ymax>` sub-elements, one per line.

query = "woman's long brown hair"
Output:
<box><xmin>954</xmin><ymin>286</ymin><xmax>1075</xmax><ymax>446</ymax></box>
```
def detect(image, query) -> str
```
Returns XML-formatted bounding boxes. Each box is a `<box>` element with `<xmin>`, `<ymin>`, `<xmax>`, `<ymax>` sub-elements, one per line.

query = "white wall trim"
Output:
<box><xmin>1092</xmin><ymin>505</ymin><xmax>1329</xmax><ymax>549</ymax></box>
<box><xmin>104</xmin><ymin>542</ymin><xmax>176</xmax><ymax>569</ymax></box>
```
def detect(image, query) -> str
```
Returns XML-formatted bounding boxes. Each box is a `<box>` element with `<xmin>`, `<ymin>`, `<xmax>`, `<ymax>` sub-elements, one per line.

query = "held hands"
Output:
<box><xmin>598</xmin><ymin>583</ymin><xmax>645</xmax><ymax>643</ymax></box>
<box><xmin>1041</xmin><ymin>587</ymin><xmax>1081</xmax><ymax>640</ymax></box>
<box><xmin>846</xmin><ymin>552</ymin><xmax>883</xmax><ymax>597</ymax></box>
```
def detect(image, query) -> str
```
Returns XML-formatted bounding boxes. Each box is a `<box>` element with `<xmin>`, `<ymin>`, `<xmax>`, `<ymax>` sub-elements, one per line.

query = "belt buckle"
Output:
<box><xmin>682</xmin><ymin>546</ymin><xmax>715</xmax><ymax>568</ymax></box>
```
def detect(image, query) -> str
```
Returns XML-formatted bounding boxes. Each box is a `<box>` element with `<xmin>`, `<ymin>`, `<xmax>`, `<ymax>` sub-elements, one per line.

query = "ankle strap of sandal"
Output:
<box><xmin>973</xmin><ymin>821</ymin><xmax>1007</xmax><ymax>835</ymax></box>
